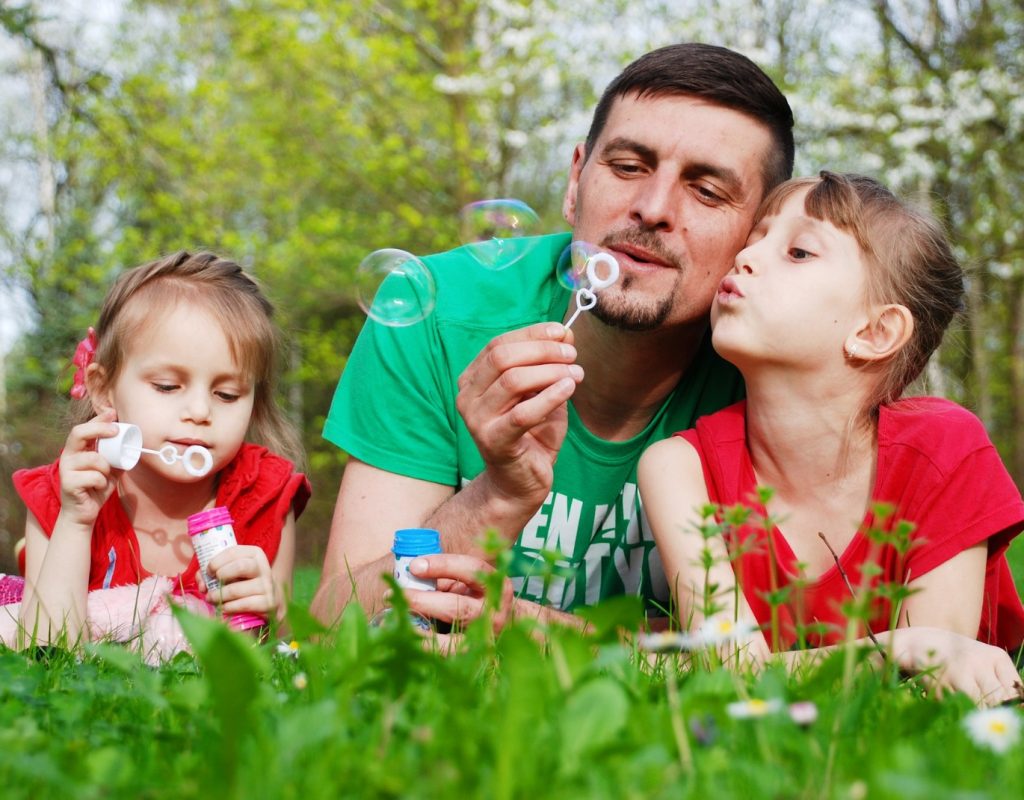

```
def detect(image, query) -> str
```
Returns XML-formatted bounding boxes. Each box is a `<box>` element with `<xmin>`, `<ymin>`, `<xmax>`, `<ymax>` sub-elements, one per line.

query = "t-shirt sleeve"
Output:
<box><xmin>904</xmin><ymin>437</ymin><xmax>1024</xmax><ymax>580</ymax></box>
<box><xmin>322</xmin><ymin>296</ymin><xmax>460</xmax><ymax>486</ymax></box>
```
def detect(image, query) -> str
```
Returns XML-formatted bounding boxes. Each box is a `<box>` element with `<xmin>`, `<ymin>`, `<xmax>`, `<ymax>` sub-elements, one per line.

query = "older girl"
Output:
<box><xmin>640</xmin><ymin>172</ymin><xmax>1024</xmax><ymax>704</ymax></box>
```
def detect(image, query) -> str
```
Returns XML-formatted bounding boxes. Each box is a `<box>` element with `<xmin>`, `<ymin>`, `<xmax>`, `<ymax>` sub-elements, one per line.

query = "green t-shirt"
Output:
<box><xmin>324</xmin><ymin>232</ymin><xmax>743</xmax><ymax>612</ymax></box>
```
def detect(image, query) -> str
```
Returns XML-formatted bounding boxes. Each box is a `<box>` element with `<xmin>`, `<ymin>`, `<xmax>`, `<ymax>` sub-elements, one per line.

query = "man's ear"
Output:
<box><xmin>85</xmin><ymin>363</ymin><xmax>114</xmax><ymax>416</ymax></box>
<box><xmin>845</xmin><ymin>304</ymin><xmax>914</xmax><ymax>362</ymax></box>
<box><xmin>562</xmin><ymin>142</ymin><xmax>587</xmax><ymax>226</ymax></box>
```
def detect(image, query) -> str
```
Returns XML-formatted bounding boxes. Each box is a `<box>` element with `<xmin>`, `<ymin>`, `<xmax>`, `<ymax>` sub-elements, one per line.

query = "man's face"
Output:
<box><xmin>563</xmin><ymin>92</ymin><xmax>776</xmax><ymax>332</ymax></box>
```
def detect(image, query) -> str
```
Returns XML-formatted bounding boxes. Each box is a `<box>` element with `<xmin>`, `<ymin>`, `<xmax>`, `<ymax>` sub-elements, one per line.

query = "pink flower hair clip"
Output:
<box><xmin>70</xmin><ymin>327</ymin><xmax>98</xmax><ymax>399</ymax></box>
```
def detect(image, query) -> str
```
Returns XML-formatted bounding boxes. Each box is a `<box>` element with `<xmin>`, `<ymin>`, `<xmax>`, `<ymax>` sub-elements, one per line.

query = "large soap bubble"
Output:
<box><xmin>355</xmin><ymin>248</ymin><xmax>437</xmax><ymax>327</ymax></box>
<box><xmin>555</xmin><ymin>241</ymin><xmax>620</xmax><ymax>329</ymax></box>
<box><xmin>556</xmin><ymin>240</ymin><xmax>618</xmax><ymax>291</ymax></box>
<box><xmin>459</xmin><ymin>199</ymin><xmax>542</xmax><ymax>270</ymax></box>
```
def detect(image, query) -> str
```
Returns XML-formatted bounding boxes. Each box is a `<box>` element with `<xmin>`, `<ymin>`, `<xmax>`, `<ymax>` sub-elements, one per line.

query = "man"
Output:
<box><xmin>312</xmin><ymin>43</ymin><xmax>795</xmax><ymax>630</ymax></box>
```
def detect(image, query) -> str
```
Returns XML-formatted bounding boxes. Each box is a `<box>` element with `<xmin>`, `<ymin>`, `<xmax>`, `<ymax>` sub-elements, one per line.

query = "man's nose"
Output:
<box><xmin>629</xmin><ymin>172</ymin><xmax>680</xmax><ymax>231</ymax></box>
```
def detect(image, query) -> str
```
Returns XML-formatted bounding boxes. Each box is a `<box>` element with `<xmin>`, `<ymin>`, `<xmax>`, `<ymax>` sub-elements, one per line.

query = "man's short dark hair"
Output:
<box><xmin>585</xmin><ymin>42</ymin><xmax>795</xmax><ymax>192</ymax></box>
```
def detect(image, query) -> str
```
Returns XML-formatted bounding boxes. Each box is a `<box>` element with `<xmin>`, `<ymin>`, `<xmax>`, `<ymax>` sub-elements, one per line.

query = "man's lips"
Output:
<box><xmin>608</xmin><ymin>244</ymin><xmax>676</xmax><ymax>270</ymax></box>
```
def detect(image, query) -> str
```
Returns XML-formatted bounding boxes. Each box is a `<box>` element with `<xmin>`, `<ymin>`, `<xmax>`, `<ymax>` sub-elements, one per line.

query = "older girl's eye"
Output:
<box><xmin>152</xmin><ymin>383</ymin><xmax>178</xmax><ymax>393</ymax></box>
<box><xmin>215</xmin><ymin>391</ymin><xmax>240</xmax><ymax>403</ymax></box>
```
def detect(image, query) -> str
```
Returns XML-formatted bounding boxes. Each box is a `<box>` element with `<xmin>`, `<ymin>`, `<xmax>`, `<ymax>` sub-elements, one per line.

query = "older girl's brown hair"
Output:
<box><xmin>75</xmin><ymin>251</ymin><xmax>304</xmax><ymax>467</ymax></box>
<box><xmin>756</xmin><ymin>171</ymin><xmax>964</xmax><ymax>413</ymax></box>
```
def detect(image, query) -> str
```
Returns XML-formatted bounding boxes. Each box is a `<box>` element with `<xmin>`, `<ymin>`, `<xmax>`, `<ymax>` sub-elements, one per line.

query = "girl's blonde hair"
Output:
<box><xmin>74</xmin><ymin>251</ymin><xmax>304</xmax><ymax>468</ymax></box>
<box><xmin>756</xmin><ymin>171</ymin><xmax>964</xmax><ymax>414</ymax></box>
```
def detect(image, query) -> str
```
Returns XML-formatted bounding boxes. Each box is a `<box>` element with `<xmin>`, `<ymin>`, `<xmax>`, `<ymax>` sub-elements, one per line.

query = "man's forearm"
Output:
<box><xmin>423</xmin><ymin>470</ymin><xmax>545</xmax><ymax>560</ymax></box>
<box><xmin>311</xmin><ymin>553</ymin><xmax>393</xmax><ymax>625</ymax></box>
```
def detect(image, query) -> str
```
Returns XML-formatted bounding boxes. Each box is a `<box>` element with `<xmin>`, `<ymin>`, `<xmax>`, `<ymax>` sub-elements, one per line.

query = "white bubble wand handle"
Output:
<box><xmin>98</xmin><ymin>422</ymin><xmax>214</xmax><ymax>477</ymax></box>
<box><xmin>564</xmin><ymin>252</ymin><xmax>619</xmax><ymax>330</ymax></box>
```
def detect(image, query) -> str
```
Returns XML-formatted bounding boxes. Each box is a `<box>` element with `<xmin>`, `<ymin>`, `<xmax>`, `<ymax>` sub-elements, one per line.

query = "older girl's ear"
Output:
<box><xmin>846</xmin><ymin>304</ymin><xmax>914</xmax><ymax>362</ymax></box>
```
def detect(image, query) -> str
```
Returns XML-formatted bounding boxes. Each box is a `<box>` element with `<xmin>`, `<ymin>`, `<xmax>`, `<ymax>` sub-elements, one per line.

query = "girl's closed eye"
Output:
<box><xmin>152</xmin><ymin>382</ymin><xmax>179</xmax><ymax>393</ymax></box>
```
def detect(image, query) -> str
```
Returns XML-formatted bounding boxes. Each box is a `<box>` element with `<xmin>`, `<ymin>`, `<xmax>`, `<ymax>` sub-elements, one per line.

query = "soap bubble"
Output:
<box><xmin>556</xmin><ymin>240</ymin><xmax>612</xmax><ymax>290</ymax></box>
<box><xmin>459</xmin><ymin>199</ymin><xmax>542</xmax><ymax>270</ymax></box>
<box><xmin>355</xmin><ymin>249</ymin><xmax>436</xmax><ymax>327</ymax></box>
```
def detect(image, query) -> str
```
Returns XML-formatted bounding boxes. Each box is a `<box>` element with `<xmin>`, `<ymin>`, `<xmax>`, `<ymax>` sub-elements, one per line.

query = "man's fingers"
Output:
<box><xmin>407</xmin><ymin>554</ymin><xmax>492</xmax><ymax>589</ymax></box>
<box><xmin>459</xmin><ymin>325</ymin><xmax>575</xmax><ymax>396</ymax></box>
<box><xmin>406</xmin><ymin>587</ymin><xmax>481</xmax><ymax>624</ymax></box>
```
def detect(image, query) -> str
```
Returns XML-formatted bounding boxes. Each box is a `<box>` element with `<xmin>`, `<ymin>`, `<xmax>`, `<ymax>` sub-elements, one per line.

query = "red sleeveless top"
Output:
<box><xmin>677</xmin><ymin>399</ymin><xmax>1024</xmax><ymax>650</ymax></box>
<box><xmin>13</xmin><ymin>443</ymin><xmax>310</xmax><ymax>593</ymax></box>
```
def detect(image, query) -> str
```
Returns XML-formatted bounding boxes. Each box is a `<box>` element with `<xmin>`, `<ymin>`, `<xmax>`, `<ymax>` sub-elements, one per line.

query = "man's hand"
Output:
<box><xmin>456</xmin><ymin>322</ymin><xmax>582</xmax><ymax>524</ymax></box>
<box><xmin>398</xmin><ymin>553</ymin><xmax>588</xmax><ymax>653</ymax></box>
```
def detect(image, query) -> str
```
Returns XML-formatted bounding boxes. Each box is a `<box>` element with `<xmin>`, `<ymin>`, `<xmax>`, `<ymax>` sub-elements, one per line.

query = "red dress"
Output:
<box><xmin>13</xmin><ymin>443</ymin><xmax>310</xmax><ymax>592</ymax></box>
<box><xmin>677</xmin><ymin>398</ymin><xmax>1024</xmax><ymax>650</ymax></box>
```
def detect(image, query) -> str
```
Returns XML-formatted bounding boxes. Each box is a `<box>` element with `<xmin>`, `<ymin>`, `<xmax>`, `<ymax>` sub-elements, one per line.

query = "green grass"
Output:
<box><xmin>0</xmin><ymin>555</ymin><xmax>1021</xmax><ymax>798</ymax></box>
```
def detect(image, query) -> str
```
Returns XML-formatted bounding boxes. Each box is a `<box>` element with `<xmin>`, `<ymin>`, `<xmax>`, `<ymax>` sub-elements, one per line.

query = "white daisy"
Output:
<box><xmin>276</xmin><ymin>640</ymin><xmax>300</xmax><ymax>658</ymax></box>
<box><xmin>963</xmin><ymin>707</ymin><xmax>1021</xmax><ymax>754</ymax></box>
<box><xmin>292</xmin><ymin>672</ymin><xmax>308</xmax><ymax>690</ymax></box>
<box><xmin>726</xmin><ymin>698</ymin><xmax>784</xmax><ymax>719</ymax></box>
<box><xmin>695</xmin><ymin>615</ymin><xmax>758</xmax><ymax>646</ymax></box>
<box><xmin>636</xmin><ymin>631</ymin><xmax>696</xmax><ymax>652</ymax></box>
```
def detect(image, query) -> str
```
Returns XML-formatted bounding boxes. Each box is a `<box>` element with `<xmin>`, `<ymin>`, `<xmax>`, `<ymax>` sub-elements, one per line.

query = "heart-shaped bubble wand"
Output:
<box><xmin>98</xmin><ymin>422</ymin><xmax>214</xmax><ymax>478</ymax></box>
<box><xmin>564</xmin><ymin>252</ymin><xmax>619</xmax><ymax>329</ymax></box>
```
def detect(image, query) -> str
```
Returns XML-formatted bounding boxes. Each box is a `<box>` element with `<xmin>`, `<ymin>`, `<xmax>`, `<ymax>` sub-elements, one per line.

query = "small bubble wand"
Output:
<box><xmin>98</xmin><ymin>422</ymin><xmax>214</xmax><ymax>477</ymax></box>
<box><xmin>564</xmin><ymin>252</ymin><xmax>620</xmax><ymax>329</ymax></box>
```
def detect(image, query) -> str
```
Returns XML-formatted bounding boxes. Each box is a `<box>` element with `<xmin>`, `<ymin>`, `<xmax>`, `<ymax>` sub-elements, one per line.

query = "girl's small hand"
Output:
<box><xmin>57</xmin><ymin>410</ymin><xmax>122</xmax><ymax>530</ymax></box>
<box><xmin>199</xmin><ymin>545</ymin><xmax>279</xmax><ymax>618</ymax></box>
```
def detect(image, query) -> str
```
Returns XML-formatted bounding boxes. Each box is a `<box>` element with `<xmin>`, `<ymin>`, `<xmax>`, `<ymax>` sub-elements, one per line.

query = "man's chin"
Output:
<box><xmin>592</xmin><ymin>297</ymin><xmax>673</xmax><ymax>332</ymax></box>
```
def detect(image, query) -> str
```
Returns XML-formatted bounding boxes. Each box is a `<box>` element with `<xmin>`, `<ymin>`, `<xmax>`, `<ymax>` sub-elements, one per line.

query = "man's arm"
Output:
<box><xmin>311</xmin><ymin>459</ymin><xmax>452</xmax><ymax>623</ymax></box>
<box><xmin>310</xmin><ymin>454</ymin><xmax>591</xmax><ymax>625</ymax></box>
<box><xmin>313</xmin><ymin>322</ymin><xmax>585</xmax><ymax>624</ymax></box>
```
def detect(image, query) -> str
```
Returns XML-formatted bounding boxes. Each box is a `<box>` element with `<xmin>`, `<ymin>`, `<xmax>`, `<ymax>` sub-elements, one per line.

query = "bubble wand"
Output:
<box><xmin>98</xmin><ymin>422</ymin><xmax>214</xmax><ymax>477</ymax></box>
<box><xmin>564</xmin><ymin>252</ymin><xmax>619</xmax><ymax>329</ymax></box>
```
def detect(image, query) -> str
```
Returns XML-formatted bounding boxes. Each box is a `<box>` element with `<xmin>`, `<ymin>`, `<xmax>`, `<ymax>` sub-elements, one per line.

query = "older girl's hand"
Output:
<box><xmin>892</xmin><ymin>626</ymin><xmax>1024</xmax><ymax>706</ymax></box>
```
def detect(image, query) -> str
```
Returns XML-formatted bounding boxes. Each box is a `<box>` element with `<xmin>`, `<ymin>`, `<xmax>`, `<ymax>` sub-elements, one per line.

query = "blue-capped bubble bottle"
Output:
<box><xmin>391</xmin><ymin>528</ymin><xmax>444</xmax><ymax>631</ymax></box>
<box><xmin>392</xmin><ymin>528</ymin><xmax>442</xmax><ymax>591</ymax></box>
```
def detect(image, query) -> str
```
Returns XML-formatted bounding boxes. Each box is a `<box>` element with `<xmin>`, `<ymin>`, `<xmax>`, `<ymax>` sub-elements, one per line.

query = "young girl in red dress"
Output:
<box><xmin>9</xmin><ymin>251</ymin><xmax>310</xmax><ymax>649</ymax></box>
<box><xmin>639</xmin><ymin>172</ymin><xmax>1024</xmax><ymax>704</ymax></box>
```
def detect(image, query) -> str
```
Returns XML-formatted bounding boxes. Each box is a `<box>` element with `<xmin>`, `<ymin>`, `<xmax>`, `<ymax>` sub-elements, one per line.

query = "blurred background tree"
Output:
<box><xmin>1</xmin><ymin>0</ymin><xmax>1021</xmax><ymax>574</ymax></box>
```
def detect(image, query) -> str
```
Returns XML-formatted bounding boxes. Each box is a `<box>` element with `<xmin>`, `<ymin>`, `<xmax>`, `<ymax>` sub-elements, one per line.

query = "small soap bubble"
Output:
<box><xmin>556</xmin><ymin>240</ymin><xmax>602</xmax><ymax>290</ymax></box>
<box><xmin>355</xmin><ymin>249</ymin><xmax>436</xmax><ymax>327</ymax></box>
<box><xmin>459</xmin><ymin>199</ymin><xmax>541</xmax><ymax>270</ymax></box>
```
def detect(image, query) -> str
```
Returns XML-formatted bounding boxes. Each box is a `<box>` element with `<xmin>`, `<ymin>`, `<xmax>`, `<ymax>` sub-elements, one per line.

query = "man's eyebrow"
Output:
<box><xmin>682</xmin><ymin>162</ymin><xmax>743</xmax><ymax>193</ymax></box>
<box><xmin>599</xmin><ymin>137</ymin><xmax>658</xmax><ymax>163</ymax></box>
<box><xmin>600</xmin><ymin>138</ymin><xmax>749</xmax><ymax>194</ymax></box>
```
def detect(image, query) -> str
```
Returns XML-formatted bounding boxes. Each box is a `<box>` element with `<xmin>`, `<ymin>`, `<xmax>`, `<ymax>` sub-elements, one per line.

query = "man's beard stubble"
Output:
<box><xmin>591</xmin><ymin>227</ymin><xmax>682</xmax><ymax>332</ymax></box>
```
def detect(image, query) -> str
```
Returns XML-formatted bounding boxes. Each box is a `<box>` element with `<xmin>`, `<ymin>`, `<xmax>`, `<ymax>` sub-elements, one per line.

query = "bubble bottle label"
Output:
<box><xmin>187</xmin><ymin>506</ymin><xmax>266</xmax><ymax>632</ymax></box>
